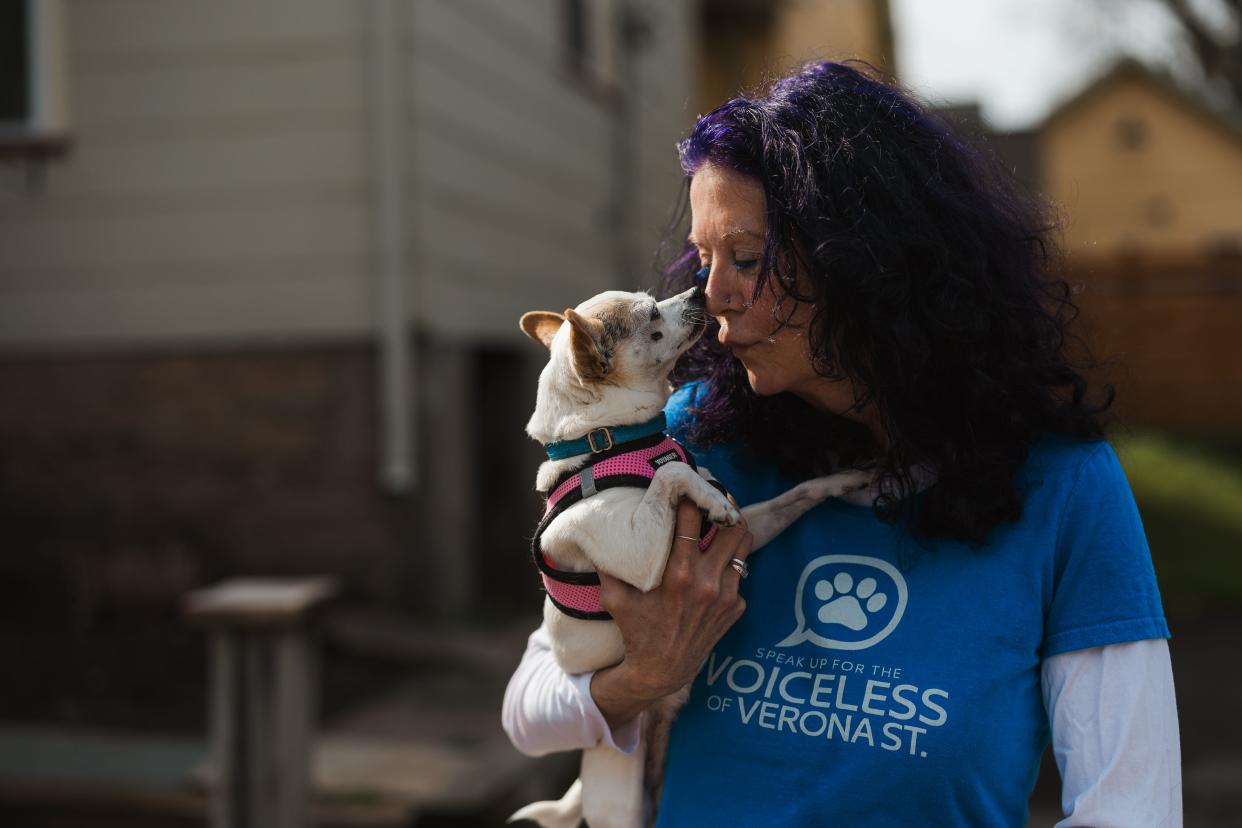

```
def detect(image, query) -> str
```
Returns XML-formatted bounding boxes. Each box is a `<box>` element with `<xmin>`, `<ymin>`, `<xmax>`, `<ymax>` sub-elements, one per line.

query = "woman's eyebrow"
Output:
<box><xmin>687</xmin><ymin>228</ymin><xmax>763</xmax><ymax>246</ymax></box>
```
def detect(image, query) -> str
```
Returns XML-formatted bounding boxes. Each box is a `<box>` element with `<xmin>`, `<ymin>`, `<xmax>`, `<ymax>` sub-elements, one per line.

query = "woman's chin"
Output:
<box><xmin>744</xmin><ymin>367</ymin><xmax>785</xmax><ymax>397</ymax></box>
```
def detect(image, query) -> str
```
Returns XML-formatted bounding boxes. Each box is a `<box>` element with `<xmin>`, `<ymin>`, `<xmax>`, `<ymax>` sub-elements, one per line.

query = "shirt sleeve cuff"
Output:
<box><xmin>566</xmin><ymin>670</ymin><xmax>642</xmax><ymax>755</ymax></box>
<box><xmin>1042</xmin><ymin>615</ymin><xmax>1171</xmax><ymax>658</ymax></box>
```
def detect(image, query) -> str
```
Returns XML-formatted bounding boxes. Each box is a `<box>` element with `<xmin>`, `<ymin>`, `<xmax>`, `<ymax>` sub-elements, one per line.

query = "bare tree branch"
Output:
<box><xmin>1159</xmin><ymin>0</ymin><xmax>1242</xmax><ymax>108</ymax></box>
<box><xmin>1168</xmin><ymin>0</ymin><xmax>1224</xmax><ymax>70</ymax></box>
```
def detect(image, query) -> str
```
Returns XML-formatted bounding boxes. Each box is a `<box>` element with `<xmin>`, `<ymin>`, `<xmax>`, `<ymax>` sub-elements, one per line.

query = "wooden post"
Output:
<box><xmin>185</xmin><ymin>577</ymin><xmax>338</xmax><ymax>828</ymax></box>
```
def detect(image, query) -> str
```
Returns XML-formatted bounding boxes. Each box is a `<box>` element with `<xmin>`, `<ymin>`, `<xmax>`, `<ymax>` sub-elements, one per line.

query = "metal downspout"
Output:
<box><xmin>368</xmin><ymin>0</ymin><xmax>415</xmax><ymax>492</ymax></box>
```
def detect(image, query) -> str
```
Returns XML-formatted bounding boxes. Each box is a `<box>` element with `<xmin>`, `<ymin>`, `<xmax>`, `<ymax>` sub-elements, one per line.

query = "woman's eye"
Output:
<box><xmin>735</xmin><ymin>259</ymin><xmax>759</xmax><ymax>271</ymax></box>
<box><xmin>694</xmin><ymin>266</ymin><xmax>709</xmax><ymax>282</ymax></box>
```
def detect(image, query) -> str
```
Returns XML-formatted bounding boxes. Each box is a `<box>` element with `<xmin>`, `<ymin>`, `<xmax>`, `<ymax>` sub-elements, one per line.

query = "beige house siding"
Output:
<box><xmin>412</xmin><ymin>0</ymin><xmax>694</xmax><ymax>339</ymax></box>
<box><xmin>632</xmin><ymin>1</ymin><xmax>695</xmax><ymax>280</ymax></box>
<box><xmin>0</xmin><ymin>0</ymin><xmax>374</xmax><ymax>348</ymax></box>
<box><xmin>410</xmin><ymin>0</ymin><xmax>613</xmax><ymax>340</ymax></box>
<box><xmin>0</xmin><ymin>0</ymin><xmax>695</xmax><ymax>349</ymax></box>
<box><xmin>1042</xmin><ymin>70</ymin><xmax>1242</xmax><ymax>261</ymax></box>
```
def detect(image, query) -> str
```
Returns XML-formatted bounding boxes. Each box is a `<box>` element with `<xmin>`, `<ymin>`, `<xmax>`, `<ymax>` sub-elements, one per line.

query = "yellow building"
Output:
<box><xmin>1037</xmin><ymin>59</ymin><xmax>1242</xmax><ymax>427</ymax></box>
<box><xmin>698</xmin><ymin>0</ymin><xmax>896</xmax><ymax>111</ymax></box>
<box><xmin>1041</xmin><ymin>58</ymin><xmax>1242</xmax><ymax>265</ymax></box>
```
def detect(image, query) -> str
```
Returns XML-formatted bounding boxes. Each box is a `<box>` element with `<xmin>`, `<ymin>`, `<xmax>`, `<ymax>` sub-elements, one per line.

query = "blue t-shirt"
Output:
<box><xmin>656</xmin><ymin>385</ymin><xmax>1170</xmax><ymax>828</ymax></box>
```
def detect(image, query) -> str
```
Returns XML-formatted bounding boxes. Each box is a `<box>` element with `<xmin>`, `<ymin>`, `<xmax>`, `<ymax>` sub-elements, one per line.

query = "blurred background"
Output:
<box><xmin>0</xmin><ymin>0</ymin><xmax>1238</xmax><ymax>825</ymax></box>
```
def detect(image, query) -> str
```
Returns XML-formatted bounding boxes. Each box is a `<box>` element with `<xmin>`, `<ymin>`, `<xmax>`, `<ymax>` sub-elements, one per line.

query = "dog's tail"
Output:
<box><xmin>508</xmin><ymin>777</ymin><xmax>583</xmax><ymax>828</ymax></box>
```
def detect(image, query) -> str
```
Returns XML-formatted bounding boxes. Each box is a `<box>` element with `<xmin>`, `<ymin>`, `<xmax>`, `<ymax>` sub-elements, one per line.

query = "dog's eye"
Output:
<box><xmin>649</xmin><ymin>305</ymin><xmax>660</xmax><ymax>321</ymax></box>
<box><xmin>651</xmin><ymin>331</ymin><xmax>663</xmax><ymax>341</ymax></box>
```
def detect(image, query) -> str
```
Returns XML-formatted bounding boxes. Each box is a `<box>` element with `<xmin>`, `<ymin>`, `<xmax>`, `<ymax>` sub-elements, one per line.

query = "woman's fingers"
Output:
<box><xmin>714</xmin><ymin>523</ymin><xmax>755</xmax><ymax>559</ymax></box>
<box><xmin>708</xmin><ymin>525</ymin><xmax>754</xmax><ymax>589</ymax></box>
<box><xmin>670</xmin><ymin>498</ymin><xmax>703</xmax><ymax>546</ymax></box>
<box><xmin>664</xmin><ymin>491</ymin><xmax>754</xmax><ymax>584</ymax></box>
<box><xmin>593</xmin><ymin>496</ymin><xmax>751</xmax><ymax>699</ymax></box>
<box><xmin>598</xmin><ymin>571</ymin><xmax>637</xmax><ymax>614</ymax></box>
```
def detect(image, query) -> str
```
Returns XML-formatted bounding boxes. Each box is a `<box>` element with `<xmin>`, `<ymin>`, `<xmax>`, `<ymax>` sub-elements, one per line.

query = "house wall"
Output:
<box><xmin>0</xmin><ymin>346</ymin><xmax>411</xmax><ymax>613</ymax></box>
<box><xmin>0</xmin><ymin>0</ymin><xmax>375</xmax><ymax>348</ymax></box>
<box><xmin>697</xmin><ymin>0</ymin><xmax>893</xmax><ymax>113</ymax></box>
<box><xmin>0</xmin><ymin>0</ymin><xmax>693</xmax><ymax>348</ymax></box>
<box><xmin>410</xmin><ymin>0</ymin><xmax>613</xmax><ymax>339</ymax></box>
<box><xmin>411</xmin><ymin>0</ymin><xmax>693</xmax><ymax>341</ymax></box>
<box><xmin>0</xmin><ymin>0</ymin><xmax>696</xmax><ymax>615</ymax></box>
<box><xmin>628</xmin><ymin>1</ymin><xmax>695</xmax><ymax>284</ymax></box>
<box><xmin>1042</xmin><ymin>73</ymin><xmax>1242</xmax><ymax>261</ymax></box>
<box><xmin>1040</xmin><ymin>68</ymin><xmax>1242</xmax><ymax>428</ymax></box>
<box><xmin>769</xmin><ymin>0</ymin><xmax>893</xmax><ymax>75</ymax></box>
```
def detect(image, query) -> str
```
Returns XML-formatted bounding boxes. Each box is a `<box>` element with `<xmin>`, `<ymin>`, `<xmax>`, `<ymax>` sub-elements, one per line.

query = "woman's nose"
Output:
<box><xmin>703</xmin><ymin>266</ymin><xmax>739</xmax><ymax>317</ymax></box>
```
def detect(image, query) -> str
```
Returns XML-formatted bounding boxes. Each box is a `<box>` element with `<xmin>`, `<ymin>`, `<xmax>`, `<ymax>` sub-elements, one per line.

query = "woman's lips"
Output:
<box><xmin>717</xmin><ymin>323</ymin><xmax>761</xmax><ymax>352</ymax></box>
<box><xmin>719</xmin><ymin>333</ymin><xmax>756</xmax><ymax>351</ymax></box>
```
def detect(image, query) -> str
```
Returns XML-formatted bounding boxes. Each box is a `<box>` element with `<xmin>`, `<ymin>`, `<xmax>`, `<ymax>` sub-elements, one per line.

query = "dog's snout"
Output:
<box><xmin>681</xmin><ymin>286</ymin><xmax>707</xmax><ymax>332</ymax></box>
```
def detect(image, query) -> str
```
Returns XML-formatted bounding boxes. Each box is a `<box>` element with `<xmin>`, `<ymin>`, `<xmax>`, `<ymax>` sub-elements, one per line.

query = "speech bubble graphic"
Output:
<box><xmin>776</xmin><ymin>554</ymin><xmax>907</xmax><ymax>650</ymax></box>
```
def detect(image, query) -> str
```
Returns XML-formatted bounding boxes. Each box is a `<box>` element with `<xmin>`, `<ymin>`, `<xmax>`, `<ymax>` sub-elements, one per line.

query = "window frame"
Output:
<box><xmin>0</xmin><ymin>0</ymin><xmax>71</xmax><ymax>159</ymax></box>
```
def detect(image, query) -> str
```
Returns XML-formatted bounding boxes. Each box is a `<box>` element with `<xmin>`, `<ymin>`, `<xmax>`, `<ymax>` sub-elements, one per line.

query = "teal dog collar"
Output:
<box><xmin>543</xmin><ymin>412</ymin><xmax>668</xmax><ymax>460</ymax></box>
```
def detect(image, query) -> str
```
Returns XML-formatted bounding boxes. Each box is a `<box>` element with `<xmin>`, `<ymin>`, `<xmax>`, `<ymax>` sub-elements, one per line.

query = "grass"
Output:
<box><xmin>1112</xmin><ymin>429</ymin><xmax>1242</xmax><ymax>616</ymax></box>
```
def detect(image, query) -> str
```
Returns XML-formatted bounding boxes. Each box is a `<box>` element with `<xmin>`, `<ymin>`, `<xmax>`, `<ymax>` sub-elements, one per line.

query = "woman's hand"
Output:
<box><xmin>589</xmin><ymin>498</ymin><xmax>754</xmax><ymax>731</ymax></box>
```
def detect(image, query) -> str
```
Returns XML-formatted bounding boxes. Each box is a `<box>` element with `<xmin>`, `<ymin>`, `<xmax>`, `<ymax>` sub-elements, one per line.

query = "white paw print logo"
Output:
<box><xmin>814</xmin><ymin>572</ymin><xmax>888</xmax><ymax>631</ymax></box>
<box><xmin>778</xmin><ymin>555</ymin><xmax>908</xmax><ymax>650</ymax></box>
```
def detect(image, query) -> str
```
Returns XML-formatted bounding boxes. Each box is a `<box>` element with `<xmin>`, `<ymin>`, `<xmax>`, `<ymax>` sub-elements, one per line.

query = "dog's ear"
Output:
<box><xmin>519</xmin><ymin>311</ymin><xmax>564</xmax><ymax>349</ymax></box>
<box><xmin>564</xmin><ymin>308</ymin><xmax>607</xmax><ymax>381</ymax></box>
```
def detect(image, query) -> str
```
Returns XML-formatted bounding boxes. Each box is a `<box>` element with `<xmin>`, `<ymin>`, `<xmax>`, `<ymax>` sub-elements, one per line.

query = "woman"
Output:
<box><xmin>503</xmin><ymin>61</ymin><xmax>1180</xmax><ymax>826</ymax></box>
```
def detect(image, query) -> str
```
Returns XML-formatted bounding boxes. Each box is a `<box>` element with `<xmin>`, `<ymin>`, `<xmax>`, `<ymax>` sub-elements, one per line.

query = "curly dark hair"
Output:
<box><xmin>660</xmin><ymin>60</ymin><xmax>1114</xmax><ymax>546</ymax></box>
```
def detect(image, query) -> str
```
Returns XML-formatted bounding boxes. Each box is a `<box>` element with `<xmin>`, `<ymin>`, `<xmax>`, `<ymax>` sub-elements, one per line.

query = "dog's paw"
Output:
<box><xmin>707</xmin><ymin>497</ymin><xmax>742</xmax><ymax>527</ymax></box>
<box><xmin>837</xmin><ymin>469</ymin><xmax>874</xmax><ymax>494</ymax></box>
<box><xmin>804</xmin><ymin>469</ymin><xmax>874</xmax><ymax>499</ymax></box>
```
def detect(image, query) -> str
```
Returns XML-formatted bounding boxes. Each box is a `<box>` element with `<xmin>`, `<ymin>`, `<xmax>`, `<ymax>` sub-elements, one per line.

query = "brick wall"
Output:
<box><xmin>0</xmin><ymin>342</ymin><xmax>545</xmax><ymax>625</ymax></box>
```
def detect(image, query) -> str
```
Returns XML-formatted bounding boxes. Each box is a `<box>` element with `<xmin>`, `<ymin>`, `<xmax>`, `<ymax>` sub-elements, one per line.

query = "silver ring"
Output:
<box><xmin>729</xmin><ymin>558</ymin><xmax>749</xmax><ymax>579</ymax></box>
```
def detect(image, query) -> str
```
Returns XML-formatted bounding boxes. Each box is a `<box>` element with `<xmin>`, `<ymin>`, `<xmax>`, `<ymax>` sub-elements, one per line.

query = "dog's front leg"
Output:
<box><xmin>600</xmin><ymin>463</ymin><xmax>739</xmax><ymax>593</ymax></box>
<box><xmin>742</xmin><ymin>469</ymin><xmax>873</xmax><ymax>548</ymax></box>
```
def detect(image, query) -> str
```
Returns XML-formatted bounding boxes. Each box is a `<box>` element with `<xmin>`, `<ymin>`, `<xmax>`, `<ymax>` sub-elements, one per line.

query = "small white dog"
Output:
<box><xmin>512</xmin><ymin>286</ymin><xmax>869</xmax><ymax>828</ymax></box>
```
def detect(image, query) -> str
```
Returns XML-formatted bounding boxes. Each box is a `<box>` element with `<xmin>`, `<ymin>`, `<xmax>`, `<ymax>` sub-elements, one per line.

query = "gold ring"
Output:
<box><xmin>675</xmin><ymin>534</ymin><xmax>699</xmax><ymax>543</ymax></box>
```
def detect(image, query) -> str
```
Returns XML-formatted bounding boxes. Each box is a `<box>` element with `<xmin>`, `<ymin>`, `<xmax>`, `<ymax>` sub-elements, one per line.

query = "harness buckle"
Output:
<box><xmin>586</xmin><ymin>427</ymin><xmax>614</xmax><ymax>453</ymax></box>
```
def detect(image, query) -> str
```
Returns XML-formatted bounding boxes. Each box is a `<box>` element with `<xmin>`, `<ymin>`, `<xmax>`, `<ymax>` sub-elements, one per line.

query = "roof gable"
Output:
<box><xmin>1039</xmin><ymin>58</ymin><xmax>1242</xmax><ymax>150</ymax></box>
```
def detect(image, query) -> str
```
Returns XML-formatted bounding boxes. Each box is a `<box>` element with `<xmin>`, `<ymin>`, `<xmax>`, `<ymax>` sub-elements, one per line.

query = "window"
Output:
<box><xmin>1115</xmin><ymin>115</ymin><xmax>1148</xmax><ymax>151</ymax></box>
<box><xmin>0</xmin><ymin>1</ymin><xmax>29</xmax><ymax>123</ymax></box>
<box><xmin>1144</xmin><ymin>194</ymin><xmax>1175</xmax><ymax>229</ymax></box>
<box><xmin>0</xmin><ymin>0</ymin><xmax>71</xmax><ymax>156</ymax></box>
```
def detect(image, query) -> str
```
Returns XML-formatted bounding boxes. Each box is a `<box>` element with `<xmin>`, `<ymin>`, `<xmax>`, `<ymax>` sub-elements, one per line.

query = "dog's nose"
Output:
<box><xmin>686</xmin><ymin>285</ymin><xmax>705</xmax><ymax>308</ymax></box>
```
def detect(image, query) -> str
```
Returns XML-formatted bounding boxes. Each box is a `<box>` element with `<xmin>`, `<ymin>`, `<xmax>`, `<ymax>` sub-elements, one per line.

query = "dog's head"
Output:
<box><xmin>520</xmin><ymin>287</ymin><xmax>707</xmax><ymax>394</ymax></box>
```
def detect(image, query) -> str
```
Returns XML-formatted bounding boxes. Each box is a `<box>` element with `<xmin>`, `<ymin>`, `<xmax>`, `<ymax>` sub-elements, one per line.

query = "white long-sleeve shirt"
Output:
<box><xmin>502</xmin><ymin>624</ymin><xmax>1182</xmax><ymax>826</ymax></box>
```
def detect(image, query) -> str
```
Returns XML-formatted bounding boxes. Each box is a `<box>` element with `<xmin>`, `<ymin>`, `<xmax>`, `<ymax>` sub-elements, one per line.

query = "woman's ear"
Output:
<box><xmin>564</xmin><ymin>308</ymin><xmax>607</xmax><ymax>380</ymax></box>
<box><xmin>519</xmin><ymin>311</ymin><xmax>565</xmax><ymax>349</ymax></box>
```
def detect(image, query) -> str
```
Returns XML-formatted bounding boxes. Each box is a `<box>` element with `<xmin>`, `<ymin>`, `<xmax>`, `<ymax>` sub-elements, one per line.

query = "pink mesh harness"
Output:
<box><xmin>532</xmin><ymin>433</ymin><xmax>724</xmax><ymax>621</ymax></box>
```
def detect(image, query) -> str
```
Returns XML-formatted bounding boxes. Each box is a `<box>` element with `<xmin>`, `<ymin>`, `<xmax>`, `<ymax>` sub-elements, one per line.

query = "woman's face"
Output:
<box><xmin>689</xmin><ymin>163</ymin><xmax>863</xmax><ymax>418</ymax></box>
